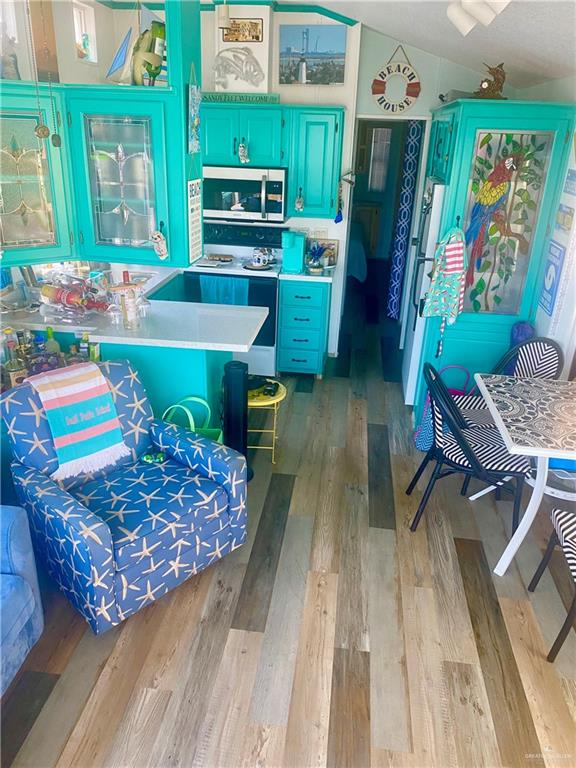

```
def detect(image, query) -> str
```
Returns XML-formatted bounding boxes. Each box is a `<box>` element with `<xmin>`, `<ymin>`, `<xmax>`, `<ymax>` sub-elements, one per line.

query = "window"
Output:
<box><xmin>0</xmin><ymin>1</ymin><xmax>18</xmax><ymax>43</ymax></box>
<box><xmin>368</xmin><ymin>127</ymin><xmax>392</xmax><ymax>193</ymax></box>
<box><xmin>73</xmin><ymin>1</ymin><xmax>98</xmax><ymax>63</ymax></box>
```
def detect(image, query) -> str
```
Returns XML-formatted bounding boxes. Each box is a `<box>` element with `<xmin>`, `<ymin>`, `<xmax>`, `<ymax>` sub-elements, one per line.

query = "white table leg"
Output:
<box><xmin>494</xmin><ymin>456</ymin><xmax>549</xmax><ymax>576</ymax></box>
<box><xmin>468</xmin><ymin>475</ymin><xmax>512</xmax><ymax>501</ymax></box>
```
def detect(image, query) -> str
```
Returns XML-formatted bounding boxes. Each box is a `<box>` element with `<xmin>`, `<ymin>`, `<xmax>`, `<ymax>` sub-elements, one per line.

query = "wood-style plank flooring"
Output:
<box><xmin>2</xmin><ymin>284</ymin><xmax>575</xmax><ymax>768</ymax></box>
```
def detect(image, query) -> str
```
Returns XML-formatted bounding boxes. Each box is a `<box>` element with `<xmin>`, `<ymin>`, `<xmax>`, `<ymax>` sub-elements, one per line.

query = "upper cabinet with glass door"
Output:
<box><xmin>0</xmin><ymin>0</ymin><xmax>169</xmax><ymax>88</ymax></box>
<box><xmin>66</xmin><ymin>94</ymin><xmax>171</xmax><ymax>264</ymax></box>
<box><xmin>0</xmin><ymin>87</ymin><xmax>71</xmax><ymax>267</ymax></box>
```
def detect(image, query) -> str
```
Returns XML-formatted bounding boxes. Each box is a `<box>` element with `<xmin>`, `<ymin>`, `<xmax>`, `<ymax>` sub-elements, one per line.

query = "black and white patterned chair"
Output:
<box><xmin>453</xmin><ymin>337</ymin><xmax>564</xmax><ymax>432</ymax></box>
<box><xmin>528</xmin><ymin>507</ymin><xmax>576</xmax><ymax>662</ymax></box>
<box><xmin>406</xmin><ymin>363</ymin><xmax>531</xmax><ymax>533</ymax></box>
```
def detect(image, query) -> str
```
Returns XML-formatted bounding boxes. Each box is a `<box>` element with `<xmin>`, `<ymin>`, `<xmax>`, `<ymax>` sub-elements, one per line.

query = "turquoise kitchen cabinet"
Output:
<box><xmin>287</xmin><ymin>108</ymin><xmax>344</xmax><ymax>219</ymax></box>
<box><xmin>427</xmin><ymin>111</ymin><xmax>456</xmax><ymax>182</ymax></box>
<box><xmin>0</xmin><ymin>85</ymin><xmax>72</xmax><ymax>267</ymax></box>
<box><xmin>66</xmin><ymin>93</ymin><xmax>171</xmax><ymax>265</ymax></box>
<box><xmin>277</xmin><ymin>279</ymin><xmax>331</xmax><ymax>375</ymax></box>
<box><xmin>238</xmin><ymin>108</ymin><xmax>284</xmax><ymax>166</ymax></box>
<box><xmin>0</xmin><ymin>2</ymin><xmax>201</xmax><ymax>270</ymax></box>
<box><xmin>201</xmin><ymin>104</ymin><xmax>284</xmax><ymax>166</ymax></box>
<box><xmin>201</xmin><ymin>105</ymin><xmax>241</xmax><ymax>165</ymax></box>
<box><xmin>414</xmin><ymin>99</ymin><xmax>575</xmax><ymax>415</ymax></box>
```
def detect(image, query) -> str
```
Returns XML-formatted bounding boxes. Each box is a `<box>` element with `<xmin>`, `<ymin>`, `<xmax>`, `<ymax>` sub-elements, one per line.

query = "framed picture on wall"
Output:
<box><xmin>222</xmin><ymin>18</ymin><xmax>264</xmax><ymax>43</ymax></box>
<box><xmin>279</xmin><ymin>24</ymin><xmax>346</xmax><ymax>85</ymax></box>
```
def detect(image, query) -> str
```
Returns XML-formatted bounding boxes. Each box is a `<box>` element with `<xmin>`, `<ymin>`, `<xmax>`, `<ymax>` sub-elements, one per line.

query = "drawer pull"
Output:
<box><xmin>292</xmin><ymin>338</ymin><xmax>308</xmax><ymax>343</ymax></box>
<box><xmin>294</xmin><ymin>317</ymin><xmax>309</xmax><ymax>322</ymax></box>
<box><xmin>291</xmin><ymin>358</ymin><xmax>306</xmax><ymax>363</ymax></box>
<box><xmin>294</xmin><ymin>295</ymin><xmax>311</xmax><ymax>300</ymax></box>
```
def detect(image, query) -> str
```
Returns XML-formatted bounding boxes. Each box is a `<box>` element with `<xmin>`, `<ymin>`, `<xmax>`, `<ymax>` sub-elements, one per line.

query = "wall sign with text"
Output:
<box><xmin>371</xmin><ymin>50</ymin><xmax>421</xmax><ymax>114</ymax></box>
<box><xmin>538</xmin><ymin>240</ymin><xmax>565</xmax><ymax>317</ymax></box>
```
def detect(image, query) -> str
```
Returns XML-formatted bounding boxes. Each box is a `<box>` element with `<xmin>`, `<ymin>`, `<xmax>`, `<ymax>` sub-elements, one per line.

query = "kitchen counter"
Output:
<box><xmin>278</xmin><ymin>271</ymin><xmax>333</xmax><ymax>283</ymax></box>
<box><xmin>2</xmin><ymin>300</ymin><xmax>268</xmax><ymax>354</ymax></box>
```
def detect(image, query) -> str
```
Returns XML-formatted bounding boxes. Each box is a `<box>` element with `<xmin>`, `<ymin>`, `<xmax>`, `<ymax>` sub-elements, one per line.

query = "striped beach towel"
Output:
<box><xmin>27</xmin><ymin>362</ymin><xmax>130</xmax><ymax>480</ymax></box>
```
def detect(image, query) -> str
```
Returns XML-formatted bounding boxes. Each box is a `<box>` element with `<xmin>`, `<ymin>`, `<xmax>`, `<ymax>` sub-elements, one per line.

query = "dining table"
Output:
<box><xmin>473</xmin><ymin>373</ymin><xmax>576</xmax><ymax>576</ymax></box>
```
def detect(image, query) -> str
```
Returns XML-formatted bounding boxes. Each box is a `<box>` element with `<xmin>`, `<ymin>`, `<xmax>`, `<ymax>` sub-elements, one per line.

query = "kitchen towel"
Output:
<box><xmin>27</xmin><ymin>362</ymin><xmax>130</xmax><ymax>480</ymax></box>
<box><xmin>200</xmin><ymin>275</ymin><xmax>249</xmax><ymax>305</ymax></box>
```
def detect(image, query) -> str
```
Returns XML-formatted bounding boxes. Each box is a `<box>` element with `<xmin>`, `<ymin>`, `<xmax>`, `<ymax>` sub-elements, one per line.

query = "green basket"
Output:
<box><xmin>162</xmin><ymin>396</ymin><xmax>223</xmax><ymax>444</ymax></box>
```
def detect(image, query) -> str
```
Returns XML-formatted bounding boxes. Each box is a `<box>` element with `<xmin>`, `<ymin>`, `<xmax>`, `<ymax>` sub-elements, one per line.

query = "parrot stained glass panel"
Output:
<box><xmin>463</xmin><ymin>130</ymin><xmax>552</xmax><ymax>315</ymax></box>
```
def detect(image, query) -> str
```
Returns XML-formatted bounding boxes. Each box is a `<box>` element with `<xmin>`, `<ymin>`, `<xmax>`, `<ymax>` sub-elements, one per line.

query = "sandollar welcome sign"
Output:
<box><xmin>372</xmin><ymin>45</ymin><xmax>421</xmax><ymax>113</ymax></box>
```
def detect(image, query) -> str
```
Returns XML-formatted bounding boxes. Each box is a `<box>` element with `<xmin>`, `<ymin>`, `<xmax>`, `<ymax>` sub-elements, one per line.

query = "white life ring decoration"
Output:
<box><xmin>372</xmin><ymin>60</ymin><xmax>421</xmax><ymax>114</ymax></box>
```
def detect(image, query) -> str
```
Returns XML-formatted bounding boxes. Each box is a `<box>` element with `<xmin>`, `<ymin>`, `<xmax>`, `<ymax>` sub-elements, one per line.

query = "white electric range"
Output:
<box><xmin>186</xmin><ymin>242</ymin><xmax>282</xmax><ymax>375</ymax></box>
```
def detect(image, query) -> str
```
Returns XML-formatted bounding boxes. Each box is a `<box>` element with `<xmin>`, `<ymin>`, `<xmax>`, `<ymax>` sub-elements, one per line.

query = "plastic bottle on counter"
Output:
<box><xmin>33</xmin><ymin>332</ymin><xmax>47</xmax><ymax>354</ymax></box>
<box><xmin>45</xmin><ymin>326</ymin><xmax>61</xmax><ymax>355</ymax></box>
<box><xmin>5</xmin><ymin>340</ymin><xmax>27</xmax><ymax>387</ymax></box>
<box><xmin>79</xmin><ymin>332</ymin><xmax>90</xmax><ymax>358</ymax></box>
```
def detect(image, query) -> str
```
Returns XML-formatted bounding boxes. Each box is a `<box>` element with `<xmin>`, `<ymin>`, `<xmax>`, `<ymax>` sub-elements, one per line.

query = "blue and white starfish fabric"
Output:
<box><xmin>2</xmin><ymin>360</ymin><xmax>247</xmax><ymax>634</ymax></box>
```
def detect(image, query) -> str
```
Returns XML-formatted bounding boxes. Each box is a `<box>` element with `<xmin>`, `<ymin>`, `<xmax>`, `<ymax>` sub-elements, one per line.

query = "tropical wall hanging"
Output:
<box><xmin>464</xmin><ymin>130</ymin><xmax>553</xmax><ymax>314</ymax></box>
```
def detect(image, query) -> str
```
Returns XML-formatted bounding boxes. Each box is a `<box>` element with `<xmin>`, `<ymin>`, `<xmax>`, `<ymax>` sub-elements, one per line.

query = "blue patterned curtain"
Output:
<box><xmin>386</xmin><ymin>121</ymin><xmax>424</xmax><ymax>320</ymax></box>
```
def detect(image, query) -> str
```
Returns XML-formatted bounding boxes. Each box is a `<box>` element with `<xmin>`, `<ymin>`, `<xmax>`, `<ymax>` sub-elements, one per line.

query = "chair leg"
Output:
<box><xmin>460</xmin><ymin>475</ymin><xmax>471</xmax><ymax>496</ymax></box>
<box><xmin>410</xmin><ymin>460</ymin><xmax>442</xmax><ymax>532</ymax></box>
<box><xmin>512</xmin><ymin>477</ymin><xmax>524</xmax><ymax>534</ymax></box>
<box><xmin>528</xmin><ymin>531</ymin><xmax>559</xmax><ymax>592</ymax></box>
<box><xmin>547</xmin><ymin>592</ymin><xmax>576</xmax><ymax>662</ymax></box>
<box><xmin>406</xmin><ymin>450</ymin><xmax>432</xmax><ymax>496</ymax></box>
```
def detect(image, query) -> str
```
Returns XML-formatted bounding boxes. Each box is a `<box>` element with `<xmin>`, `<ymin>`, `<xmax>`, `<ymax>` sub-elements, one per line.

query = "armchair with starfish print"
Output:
<box><xmin>1</xmin><ymin>360</ymin><xmax>247</xmax><ymax>634</ymax></box>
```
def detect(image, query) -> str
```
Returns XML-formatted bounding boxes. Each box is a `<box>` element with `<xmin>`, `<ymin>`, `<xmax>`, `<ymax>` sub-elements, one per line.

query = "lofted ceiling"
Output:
<box><xmin>281</xmin><ymin>0</ymin><xmax>576</xmax><ymax>89</ymax></box>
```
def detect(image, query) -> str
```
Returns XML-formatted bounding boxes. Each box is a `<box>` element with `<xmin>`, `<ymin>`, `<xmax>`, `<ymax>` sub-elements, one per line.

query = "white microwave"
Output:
<box><xmin>203</xmin><ymin>166</ymin><xmax>286</xmax><ymax>223</ymax></box>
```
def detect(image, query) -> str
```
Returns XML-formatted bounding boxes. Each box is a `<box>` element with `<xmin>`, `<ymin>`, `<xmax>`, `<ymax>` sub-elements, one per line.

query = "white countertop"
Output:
<box><xmin>2</xmin><ymin>301</ymin><xmax>268</xmax><ymax>353</ymax></box>
<box><xmin>278</xmin><ymin>271</ymin><xmax>333</xmax><ymax>283</ymax></box>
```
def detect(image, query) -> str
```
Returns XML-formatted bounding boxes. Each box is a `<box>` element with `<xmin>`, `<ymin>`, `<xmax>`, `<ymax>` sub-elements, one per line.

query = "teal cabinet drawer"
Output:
<box><xmin>282</xmin><ymin>307</ymin><xmax>322</xmax><ymax>329</ymax></box>
<box><xmin>281</xmin><ymin>281</ymin><xmax>325</xmax><ymax>309</ymax></box>
<box><xmin>279</xmin><ymin>327</ymin><xmax>321</xmax><ymax>350</ymax></box>
<box><xmin>277</xmin><ymin>348</ymin><xmax>320</xmax><ymax>373</ymax></box>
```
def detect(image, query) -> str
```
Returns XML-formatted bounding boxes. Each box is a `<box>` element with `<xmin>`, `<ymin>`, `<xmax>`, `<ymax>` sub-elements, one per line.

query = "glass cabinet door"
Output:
<box><xmin>462</xmin><ymin>129</ymin><xmax>554</xmax><ymax>315</ymax></box>
<box><xmin>84</xmin><ymin>115</ymin><xmax>157</xmax><ymax>246</ymax></box>
<box><xmin>68</xmin><ymin>97</ymin><xmax>168</xmax><ymax>262</ymax></box>
<box><xmin>0</xmin><ymin>94</ymin><xmax>71</xmax><ymax>265</ymax></box>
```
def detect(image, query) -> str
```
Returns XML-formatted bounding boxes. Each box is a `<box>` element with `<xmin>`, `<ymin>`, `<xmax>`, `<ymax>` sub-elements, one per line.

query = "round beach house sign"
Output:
<box><xmin>371</xmin><ymin>48</ymin><xmax>421</xmax><ymax>113</ymax></box>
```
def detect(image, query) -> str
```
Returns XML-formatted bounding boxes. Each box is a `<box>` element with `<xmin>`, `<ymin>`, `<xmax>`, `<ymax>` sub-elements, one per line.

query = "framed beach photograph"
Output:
<box><xmin>279</xmin><ymin>24</ymin><xmax>346</xmax><ymax>85</ymax></box>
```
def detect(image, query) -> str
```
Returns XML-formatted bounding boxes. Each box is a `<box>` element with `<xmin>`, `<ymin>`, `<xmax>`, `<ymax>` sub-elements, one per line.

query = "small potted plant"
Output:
<box><xmin>306</xmin><ymin>241</ymin><xmax>326</xmax><ymax>274</ymax></box>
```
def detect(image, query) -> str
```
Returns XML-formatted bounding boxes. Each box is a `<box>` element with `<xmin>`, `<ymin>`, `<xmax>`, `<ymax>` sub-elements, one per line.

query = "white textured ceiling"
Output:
<box><xmin>281</xmin><ymin>0</ymin><xmax>576</xmax><ymax>88</ymax></box>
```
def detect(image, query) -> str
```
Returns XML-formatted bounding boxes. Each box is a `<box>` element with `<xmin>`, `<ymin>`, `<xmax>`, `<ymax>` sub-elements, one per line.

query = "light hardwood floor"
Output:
<box><xmin>2</xmin><ymin>297</ymin><xmax>575</xmax><ymax>768</ymax></box>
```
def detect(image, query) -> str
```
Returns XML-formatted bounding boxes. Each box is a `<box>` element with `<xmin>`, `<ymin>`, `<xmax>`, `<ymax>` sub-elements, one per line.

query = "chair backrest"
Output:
<box><xmin>423</xmin><ymin>363</ymin><xmax>484</xmax><ymax>477</ymax></box>
<box><xmin>1</xmin><ymin>359</ymin><xmax>153</xmax><ymax>490</ymax></box>
<box><xmin>493</xmin><ymin>337</ymin><xmax>563</xmax><ymax>380</ymax></box>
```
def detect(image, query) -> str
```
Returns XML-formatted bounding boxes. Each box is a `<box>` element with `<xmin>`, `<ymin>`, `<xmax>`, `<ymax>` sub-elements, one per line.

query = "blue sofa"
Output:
<box><xmin>1</xmin><ymin>360</ymin><xmax>247</xmax><ymax>635</ymax></box>
<box><xmin>1</xmin><ymin>505</ymin><xmax>44</xmax><ymax>695</ymax></box>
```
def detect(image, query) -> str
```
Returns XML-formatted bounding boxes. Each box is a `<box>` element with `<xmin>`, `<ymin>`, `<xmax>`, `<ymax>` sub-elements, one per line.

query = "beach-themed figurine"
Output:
<box><xmin>151</xmin><ymin>229</ymin><xmax>168</xmax><ymax>260</ymax></box>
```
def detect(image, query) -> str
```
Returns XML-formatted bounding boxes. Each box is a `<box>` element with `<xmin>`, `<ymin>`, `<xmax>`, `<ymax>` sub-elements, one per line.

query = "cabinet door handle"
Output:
<box><xmin>294</xmin><ymin>295</ymin><xmax>311</xmax><ymax>300</ymax></box>
<box><xmin>291</xmin><ymin>358</ymin><xmax>307</xmax><ymax>363</ymax></box>
<box><xmin>292</xmin><ymin>338</ymin><xmax>309</xmax><ymax>343</ymax></box>
<box><xmin>233</xmin><ymin>137</ymin><xmax>237</xmax><ymax>155</ymax></box>
<box><xmin>293</xmin><ymin>317</ymin><xmax>310</xmax><ymax>322</ymax></box>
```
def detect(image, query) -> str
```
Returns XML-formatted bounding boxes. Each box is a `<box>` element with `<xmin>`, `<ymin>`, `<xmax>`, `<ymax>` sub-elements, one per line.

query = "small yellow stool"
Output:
<box><xmin>247</xmin><ymin>379</ymin><xmax>287</xmax><ymax>464</ymax></box>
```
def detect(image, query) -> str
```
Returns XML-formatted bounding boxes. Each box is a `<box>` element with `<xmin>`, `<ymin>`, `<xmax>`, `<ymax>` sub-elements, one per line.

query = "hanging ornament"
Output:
<box><xmin>294</xmin><ymin>187</ymin><xmax>304</xmax><ymax>212</ymax></box>
<box><xmin>371</xmin><ymin>45</ymin><xmax>421</xmax><ymax>114</ymax></box>
<box><xmin>24</xmin><ymin>0</ymin><xmax>50</xmax><ymax>140</ymax></box>
<box><xmin>238</xmin><ymin>139</ymin><xmax>250</xmax><ymax>164</ymax></box>
<box><xmin>334</xmin><ymin>182</ymin><xmax>343</xmax><ymax>223</ymax></box>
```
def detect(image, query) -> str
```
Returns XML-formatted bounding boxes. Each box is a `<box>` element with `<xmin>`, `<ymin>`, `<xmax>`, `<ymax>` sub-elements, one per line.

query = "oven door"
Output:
<box><xmin>203</xmin><ymin>167</ymin><xmax>285</xmax><ymax>223</ymax></box>
<box><xmin>183</xmin><ymin>272</ymin><xmax>277</xmax><ymax>346</ymax></box>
